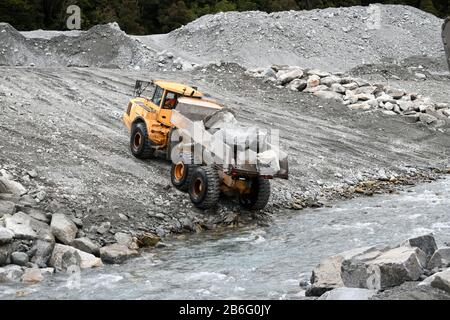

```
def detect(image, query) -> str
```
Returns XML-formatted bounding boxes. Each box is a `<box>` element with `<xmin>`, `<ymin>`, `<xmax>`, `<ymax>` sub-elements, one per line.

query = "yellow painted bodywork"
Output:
<box><xmin>123</xmin><ymin>80</ymin><xmax>216</xmax><ymax>150</ymax></box>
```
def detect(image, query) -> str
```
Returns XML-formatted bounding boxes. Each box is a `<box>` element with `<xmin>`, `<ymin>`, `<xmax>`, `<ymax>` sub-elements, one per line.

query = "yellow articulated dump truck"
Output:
<box><xmin>123</xmin><ymin>80</ymin><xmax>289</xmax><ymax>210</ymax></box>
<box><xmin>443</xmin><ymin>17</ymin><xmax>450</xmax><ymax>71</ymax></box>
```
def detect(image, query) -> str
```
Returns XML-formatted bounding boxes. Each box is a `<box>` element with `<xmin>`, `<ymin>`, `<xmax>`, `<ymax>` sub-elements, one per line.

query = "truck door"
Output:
<box><xmin>158</xmin><ymin>91</ymin><xmax>178</xmax><ymax>126</ymax></box>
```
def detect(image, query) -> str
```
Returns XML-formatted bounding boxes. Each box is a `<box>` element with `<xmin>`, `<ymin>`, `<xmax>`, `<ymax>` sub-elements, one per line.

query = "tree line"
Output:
<box><xmin>1</xmin><ymin>0</ymin><xmax>449</xmax><ymax>34</ymax></box>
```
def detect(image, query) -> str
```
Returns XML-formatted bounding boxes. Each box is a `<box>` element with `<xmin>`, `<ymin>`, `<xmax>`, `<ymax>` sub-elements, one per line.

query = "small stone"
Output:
<box><xmin>97</xmin><ymin>222</ymin><xmax>111</xmax><ymax>234</ymax></box>
<box><xmin>100</xmin><ymin>244</ymin><xmax>139</xmax><ymax>264</ymax></box>
<box><xmin>71</xmin><ymin>237</ymin><xmax>100</xmax><ymax>256</ymax></box>
<box><xmin>386</xmin><ymin>88</ymin><xmax>405</xmax><ymax>99</ymax></box>
<box><xmin>415</xmin><ymin>72</ymin><xmax>426</xmax><ymax>80</ymax></box>
<box><xmin>114</xmin><ymin>232</ymin><xmax>138</xmax><ymax>250</ymax></box>
<box><xmin>11</xmin><ymin>252</ymin><xmax>29</xmax><ymax>266</ymax></box>
<box><xmin>27</xmin><ymin>170</ymin><xmax>37</xmax><ymax>178</ymax></box>
<box><xmin>136</xmin><ymin>232</ymin><xmax>160</xmax><ymax>247</ymax></box>
<box><xmin>307</xmin><ymin>75</ymin><xmax>320</xmax><ymax>88</ymax></box>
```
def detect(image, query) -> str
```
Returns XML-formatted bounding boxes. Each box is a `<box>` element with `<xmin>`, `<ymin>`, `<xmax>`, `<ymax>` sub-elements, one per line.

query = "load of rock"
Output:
<box><xmin>303</xmin><ymin>234</ymin><xmax>450</xmax><ymax>299</ymax></box>
<box><xmin>0</xmin><ymin>166</ymin><xmax>159</xmax><ymax>285</ymax></box>
<box><xmin>249</xmin><ymin>65</ymin><xmax>450</xmax><ymax>128</ymax></box>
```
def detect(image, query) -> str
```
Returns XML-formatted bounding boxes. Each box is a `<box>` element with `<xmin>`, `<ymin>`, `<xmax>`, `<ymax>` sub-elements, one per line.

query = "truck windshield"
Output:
<box><xmin>152</xmin><ymin>86</ymin><xmax>164</xmax><ymax>107</ymax></box>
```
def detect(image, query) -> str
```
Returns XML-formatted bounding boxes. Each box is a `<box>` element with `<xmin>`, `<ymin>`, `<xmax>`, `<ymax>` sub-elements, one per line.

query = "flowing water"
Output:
<box><xmin>1</xmin><ymin>177</ymin><xmax>450</xmax><ymax>300</ymax></box>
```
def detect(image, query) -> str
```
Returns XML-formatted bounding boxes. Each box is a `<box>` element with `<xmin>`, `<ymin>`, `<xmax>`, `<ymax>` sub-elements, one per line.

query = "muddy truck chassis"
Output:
<box><xmin>123</xmin><ymin>80</ymin><xmax>288</xmax><ymax>211</ymax></box>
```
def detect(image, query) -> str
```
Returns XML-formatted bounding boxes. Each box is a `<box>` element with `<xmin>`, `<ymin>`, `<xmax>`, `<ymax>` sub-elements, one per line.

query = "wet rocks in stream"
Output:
<box><xmin>305</xmin><ymin>234</ymin><xmax>450</xmax><ymax>299</ymax></box>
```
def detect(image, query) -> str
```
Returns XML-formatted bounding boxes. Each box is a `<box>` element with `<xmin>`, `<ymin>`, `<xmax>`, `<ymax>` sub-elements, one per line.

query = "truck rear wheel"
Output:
<box><xmin>188</xmin><ymin>166</ymin><xmax>220</xmax><ymax>210</ymax></box>
<box><xmin>130</xmin><ymin>122</ymin><xmax>154</xmax><ymax>159</ymax></box>
<box><xmin>171</xmin><ymin>161</ymin><xmax>196</xmax><ymax>192</ymax></box>
<box><xmin>239</xmin><ymin>177</ymin><xmax>270</xmax><ymax>210</ymax></box>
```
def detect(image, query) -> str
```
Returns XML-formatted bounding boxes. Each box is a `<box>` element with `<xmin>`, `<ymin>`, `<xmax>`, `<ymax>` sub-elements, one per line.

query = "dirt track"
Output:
<box><xmin>1</xmin><ymin>63</ymin><xmax>449</xmax><ymax>243</ymax></box>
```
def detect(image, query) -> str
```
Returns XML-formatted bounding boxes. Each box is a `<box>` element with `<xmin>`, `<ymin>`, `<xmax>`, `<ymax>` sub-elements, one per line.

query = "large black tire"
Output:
<box><xmin>188</xmin><ymin>166</ymin><xmax>220</xmax><ymax>210</ymax></box>
<box><xmin>171</xmin><ymin>161</ymin><xmax>196</xmax><ymax>192</ymax></box>
<box><xmin>130</xmin><ymin>122</ymin><xmax>154</xmax><ymax>159</ymax></box>
<box><xmin>239</xmin><ymin>177</ymin><xmax>270</xmax><ymax>211</ymax></box>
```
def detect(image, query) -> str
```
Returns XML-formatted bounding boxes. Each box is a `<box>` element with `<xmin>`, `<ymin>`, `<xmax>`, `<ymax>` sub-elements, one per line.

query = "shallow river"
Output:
<box><xmin>1</xmin><ymin>177</ymin><xmax>450</xmax><ymax>299</ymax></box>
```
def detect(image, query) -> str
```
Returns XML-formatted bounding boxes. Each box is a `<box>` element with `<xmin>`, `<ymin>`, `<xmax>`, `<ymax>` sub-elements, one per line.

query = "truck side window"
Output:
<box><xmin>163</xmin><ymin>92</ymin><xmax>178</xmax><ymax>109</ymax></box>
<box><xmin>152</xmin><ymin>86</ymin><xmax>164</xmax><ymax>107</ymax></box>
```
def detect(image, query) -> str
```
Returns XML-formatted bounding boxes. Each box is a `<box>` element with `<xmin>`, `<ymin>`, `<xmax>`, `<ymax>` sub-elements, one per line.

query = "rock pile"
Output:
<box><xmin>0</xmin><ymin>165</ymin><xmax>160</xmax><ymax>285</ymax></box>
<box><xmin>168</xmin><ymin>5</ymin><xmax>443</xmax><ymax>71</ymax></box>
<box><xmin>0</xmin><ymin>22</ymin><xmax>182</xmax><ymax>70</ymax></box>
<box><xmin>249</xmin><ymin>65</ymin><xmax>450</xmax><ymax>127</ymax></box>
<box><xmin>304</xmin><ymin>234</ymin><xmax>450</xmax><ymax>299</ymax></box>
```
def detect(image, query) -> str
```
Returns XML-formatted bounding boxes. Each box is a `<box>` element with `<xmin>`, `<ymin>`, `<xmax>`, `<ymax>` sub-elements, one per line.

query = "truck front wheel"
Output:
<box><xmin>188</xmin><ymin>166</ymin><xmax>220</xmax><ymax>210</ymax></box>
<box><xmin>239</xmin><ymin>177</ymin><xmax>270</xmax><ymax>210</ymax></box>
<box><xmin>130</xmin><ymin>122</ymin><xmax>154</xmax><ymax>159</ymax></box>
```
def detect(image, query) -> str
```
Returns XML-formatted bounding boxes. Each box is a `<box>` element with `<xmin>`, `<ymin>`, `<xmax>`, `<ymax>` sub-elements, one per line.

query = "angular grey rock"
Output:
<box><xmin>330</xmin><ymin>83</ymin><xmax>346</xmax><ymax>93</ymax></box>
<box><xmin>24</xmin><ymin>208</ymin><xmax>50</xmax><ymax>224</ymax></box>
<box><xmin>318</xmin><ymin>287</ymin><xmax>377</xmax><ymax>300</ymax></box>
<box><xmin>71</xmin><ymin>237</ymin><xmax>100</xmax><ymax>256</ymax></box>
<box><xmin>428</xmin><ymin>247</ymin><xmax>450</xmax><ymax>270</ymax></box>
<box><xmin>420</xmin><ymin>268</ymin><xmax>450</xmax><ymax>293</ymax></box>
<box><xmin>307</xmin><ymin>69</ymin><xmax>330</xmax><ymax>77</ymax></box>
<box><xmin>4</xmin><ymin>212</ymin><xmax>37</xmax><ymax>240</ymax></box>
<box><xmin>0</xmin><ymin>265</ymin><xmax>23</xmax><ymax>283</ymax></box>
<box><xmin>0</xmin><ymin>227</ymin><xmax>14</xmax><ymax>244</ymax></box>
<box><xmin>356</xmin><ymin>93</ymin><xmax>375</xmax><ymax>101</ymax></box>
<box><xmin>341</xmin><ymin>249</ymin><xmax>384</xmax><ymax>288</ymax></box>
<box><xmin>403</xmin><ymin>113</ymin><xmax>420</xmax><ymax>123</ymax></box>
<box><xmin>365</xmin><ymin>247</ymin><xmax>426</xmax><ymax>290</ymax></box>
<box><xmin>0</xmin><ymin>244</ymin><xmax>11</xmax><ymax>266</ymax></box>
<box><xmin>50</xmin><ymin>213</ymin><xmax>78</xmax><ymax>245</ymax></box>
<box><xmin>30</xmin><ymin>239</ymin><xmax>55</xmax><ymax>268</ymax></box>
<box><xmin>306</xmin><ymin>246</ymin><xmax>379</xmax><ymax>297</ymax></box>
<box><xmin>386</xmin><ymin>88</ymin><xmax>405</xmax><ymax>99</ymax></box>
<box><xmin>278</xmin><ymin>67</ymin><xmax>303</xmax><ymax>85</ymax></box>
<box><xmin>348</xmin><ymin>103</ymin><xmax>371</xmax><ymax>110</ymax></box>
<box><xmin>419</xmin><ymin>113</ymin><xmax>438</xmax><ymax>125</ymax></box>
<box><xmin>49</xmin><ymin>244</ymin><xmax>103</xmax><ymax>270</ymax></box>
<box><xmin>303</xmin><ymin>84</ymin><xmax>328</xmax><ymax>93</ymax></box>
<box><xmin>313</xmin><ymin>90</ymin><xmax>343</xmax><ymax>101</ymax></box>
<box><xmin>0</xmin><ymin>177</ymin><xmax>26</xmax><ymax>195</ymax></box>
<box><xmin>320</xmin><ymin>75</ymin><xmax>341</xmax><ymax>86</ymax></box>
<box><xmin>398</xmin><ymin>101</ymin><xmax>414</xmax><ymax>112</ymax></box>
<box><xmin>288</xmin><ymin>78</ymin><xmax>307</xmax><ymax>91</ymax></box>
<box><xmin>0</xmin><ymin>200</ymin><xmax>15</xmax><ymax>218</ymax></box>
<box><xmin>100</xmin><ymin>244</ymin><xmax>139</xmax><ymax>264</ymax></box>
<box><xmin>10</xmin><ymin>251</ymin><xmax>29</xmax><ymax>266</ymax></box>
<box><xmin>376</xmin><ymin>93</ymin><xmax>397</xmax><ymax>104</ymax></box>
<box><xmin>402</xmin><ymin>234</ymin><xmax>437</xmax><ymax>262</ymax></box>
<box><xmin>354</xmin><ymin>86</ymin><xmax>376</xmax><ymax>95</ymax></box>
<box><xmin>262</xmin><ymin>67</ymin><xmax>276</xmax><ymax>79</ymax></box>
